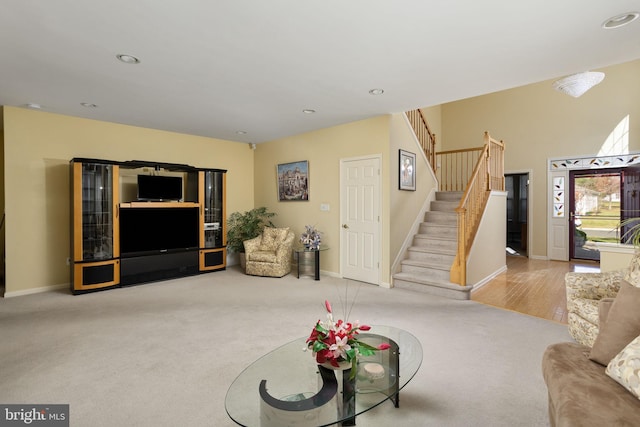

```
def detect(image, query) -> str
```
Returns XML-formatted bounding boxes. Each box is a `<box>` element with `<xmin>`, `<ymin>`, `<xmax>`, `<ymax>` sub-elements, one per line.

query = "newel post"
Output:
<box><xmin>483</xmin><ymin>131</ymin><xmax>491</xmax><ymax>191</ymax></box>
<box><xmin>452</xmin><ymin>207</ymin><xmax>467</xmax><ymax>286</ymax></box>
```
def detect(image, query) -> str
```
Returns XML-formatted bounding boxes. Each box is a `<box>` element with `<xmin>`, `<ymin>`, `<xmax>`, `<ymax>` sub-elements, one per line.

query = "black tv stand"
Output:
<box><xmin>120</xmin><ymin>250</ymin><xmax>200</xmax><ymax>286</ymax></box>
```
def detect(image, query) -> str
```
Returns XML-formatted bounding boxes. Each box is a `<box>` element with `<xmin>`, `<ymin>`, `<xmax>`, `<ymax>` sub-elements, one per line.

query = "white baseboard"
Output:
<box><xmin>471</xmin><ymin>265</ymin><xmax>508</xmax><ymax>292</ymax></box>
<box><xmin>320</xmin><ymin>269</ymin><xmax>340</xmax><ymax>278</ymax></box>
<box><xmin>4</xmin><ymin>283</ymin><xmax>68</xmax><ymax>298</ymax></box>
<box><xmin>318</xmin><ymin>269</ymin><xmax>390</xmax><ymax>288</ymax></box>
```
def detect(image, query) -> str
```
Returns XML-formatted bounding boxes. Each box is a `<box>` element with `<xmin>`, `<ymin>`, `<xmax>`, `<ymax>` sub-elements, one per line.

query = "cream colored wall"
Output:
<box><xmin>466</xmin><ymin>191</ymin><xmax>507</xmax><ymax>285</ymax></box>
<box><xmin>389</xmin><ymin>113</ymin><xmax>438</xmax><ymax>272</ymax></box>
<box><xmin>253</xmin><ymin>116</ymin><xmax>391</xmax><ymax>283</ymax></box>
<box><xmin>440</xmin><ymin>59</ymin><xmax>640</xmax><ymax>258</ymax></box>
<box><xmin>2</xmin><ymin>107</ymin><xmax>254</xmax><ymax>295</ymax></box>
<box><xmin>598</xmin><ymin>244</ymin><xmax>634</xmax><ymax>272</ymax></box>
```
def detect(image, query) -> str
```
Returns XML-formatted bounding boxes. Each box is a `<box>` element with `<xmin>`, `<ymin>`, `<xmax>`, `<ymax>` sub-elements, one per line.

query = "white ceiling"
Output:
<box><xmin>1</xmin><ymin>1</ymin><xmax>639</xmax><ymax>143</ymax></box>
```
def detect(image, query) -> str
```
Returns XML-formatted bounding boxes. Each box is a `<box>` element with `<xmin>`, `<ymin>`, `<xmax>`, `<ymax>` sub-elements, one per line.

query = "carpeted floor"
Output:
<box><xmin>0</xmin><ymin>267</ymin><xmax>571</xmax><ymax>426</ymax></box>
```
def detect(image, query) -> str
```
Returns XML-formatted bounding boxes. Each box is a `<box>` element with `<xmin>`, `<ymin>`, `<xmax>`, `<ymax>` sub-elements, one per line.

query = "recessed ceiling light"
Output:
<box><xmin>369</xmin><ymin>88</ymin><xmax>384</xmax><ymax>95</ymax></box>
<box><xmin>116</xmin><ymin>54</ymin><xmax>141</xmax><ymax>64</ymax></box>
<box><xmin>81</xmin><ymin>102</ymin><xmax>98</xmax><ymax>108</ymax></box>
<box><xmin>302</xmin><ymin>109</ymin><xmax>316</xmax><ymax>114</ymax></box>
<box><xmin>602</xmin><ymin>12</ymin><xmax>639</xmax><ymax>29</ymax></box>
<box><xmin>25</xmin><ymin>103</ymin><xmax>42</xmax><ymax>109</ymax></box>
<box><xmin>236</xmin><ymin>130</ymin><xmax>247</xmax><ymax>135</ymax></box>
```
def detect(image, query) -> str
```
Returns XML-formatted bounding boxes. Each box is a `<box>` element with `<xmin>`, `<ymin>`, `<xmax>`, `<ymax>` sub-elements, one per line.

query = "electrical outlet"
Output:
<box><xmin>320</xmin><ymin>203</ymin><xmax>330</xmax><ymax>211</ymax></box>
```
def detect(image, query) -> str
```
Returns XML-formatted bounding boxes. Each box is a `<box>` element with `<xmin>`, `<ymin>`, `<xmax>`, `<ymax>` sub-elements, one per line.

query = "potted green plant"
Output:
<box><xmin>621</xmin><ymin>217</ymin><xmax>640</xmax><ymax>247</ymax></box>
<box><xmin>227</xmin><ymin>207</ymin><xmax>276</xmax><ymax>268</ymax></box>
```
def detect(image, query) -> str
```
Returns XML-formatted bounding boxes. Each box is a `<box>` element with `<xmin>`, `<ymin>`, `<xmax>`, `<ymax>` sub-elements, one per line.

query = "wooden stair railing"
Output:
<box><xmin>435</xmin><ymin>147</ymin><xmax>484</xmax><ymax>192</ymax></box>
<box><xmin>449</xmin><ymin>132</ymin><xmax>505</xmax><ymax>286</ymax></box>
<box><xmin>404</xmin><ymin>110</ymin><xmax>505</xmax><ymax>287</ymax></box>
<box><xmin>405</xmin><ymin>110</ymin><xmax>436</xmax><ymax>171</ymax></box>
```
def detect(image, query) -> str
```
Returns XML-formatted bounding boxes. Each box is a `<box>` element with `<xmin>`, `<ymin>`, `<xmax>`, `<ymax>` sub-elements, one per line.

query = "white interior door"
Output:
<box><xmin>340</xmin><ymin>156</ymin><xmax>381</xmax><ymax>285</ymax></box>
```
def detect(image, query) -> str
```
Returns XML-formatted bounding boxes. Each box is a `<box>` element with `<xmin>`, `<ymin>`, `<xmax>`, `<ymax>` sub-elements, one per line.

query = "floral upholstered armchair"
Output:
<box><xmin>243</xmin><ymin>227</ymin><xmax>295</xmax><ymax>277</ymax></box>
<box><xmin>565</xmin><ymin>252</ymin><xmax>640</xmax><ymax>347</ymax></box>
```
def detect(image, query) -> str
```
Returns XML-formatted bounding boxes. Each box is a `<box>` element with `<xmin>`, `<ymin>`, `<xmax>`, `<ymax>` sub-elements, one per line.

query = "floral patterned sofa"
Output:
<box><xmin>565</xmin><ymin>269</ymin><xmax>623</xmax><ymax>346</ymax></box>
<box><xmin>565</xmin><ymin>252</ymin><xmax>640</xmax><ymax>346</ymax></box>
<box><xmin>244</xmin><ymin>227</ymin><xmax>295</xmax><ymax>277</ymax></box>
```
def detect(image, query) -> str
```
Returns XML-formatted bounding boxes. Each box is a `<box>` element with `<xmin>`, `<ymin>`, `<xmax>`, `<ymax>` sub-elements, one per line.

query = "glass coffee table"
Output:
<box><xmin>225</xmin><ymin>326</ymin><xmax>422</xmax><ymax>426</ymax></box>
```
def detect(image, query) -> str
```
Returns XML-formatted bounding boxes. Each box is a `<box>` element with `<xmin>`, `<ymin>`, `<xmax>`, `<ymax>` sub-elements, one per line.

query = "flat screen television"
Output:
<box><xmin>119</xmin><ymin>207</ymin><xmax>199</xmax><ymax>256</ymax></box>
<box><xmin>137</xmin><ymin>175</ymin><xmax>183</xmax><ymax>201</ymax></box>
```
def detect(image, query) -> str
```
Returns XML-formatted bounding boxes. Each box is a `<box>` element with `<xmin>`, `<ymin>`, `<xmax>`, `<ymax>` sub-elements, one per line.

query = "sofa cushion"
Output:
<box><xmin>259</xmin><ymin>227</ymin><xmax>289</xmax><ymax>251</ymax></box>
<box><xmin>607</xmin><ymin>334</ymin><xmax>640</xmax><ymax>399</ymax></box>
<box><xmin>542</xmin><ymin>342</ymin><xmax>640</xmax><ymax>426</ymax></box>
<box><xmin>572</xmin><ymin>298</ymin><xmax>600</xmax><ymax>325</ymax></box>
<box><xmin>590</xmin><ymin>280</ymin><xmax>640</xmax><ymax>366</ymax></box>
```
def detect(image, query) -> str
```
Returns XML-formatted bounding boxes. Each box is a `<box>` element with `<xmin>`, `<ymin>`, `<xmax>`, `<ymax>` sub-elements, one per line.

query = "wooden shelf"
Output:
<box><xmin>119</xmin><ymin>201</ymin><xmax>200</xmax><ymax>209</ymax></box>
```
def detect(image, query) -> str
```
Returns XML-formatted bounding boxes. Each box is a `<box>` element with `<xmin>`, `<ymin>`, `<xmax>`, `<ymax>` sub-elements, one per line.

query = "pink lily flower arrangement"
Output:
<box><xmin>306</xmin><ymin>300</ymin><xmax>391</xmax><ymax>375</ymax></box>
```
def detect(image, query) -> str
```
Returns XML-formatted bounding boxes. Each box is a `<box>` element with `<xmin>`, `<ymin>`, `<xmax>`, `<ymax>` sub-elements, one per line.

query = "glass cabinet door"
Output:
<box><xmin>80</xmin><ymin>163</ymin><xmax>116</xmax><ymax>260</ymax></box>
<box><xmin>203</xmin><ymin>171</ymin><xmax>224</xmax><ymax>248</ymax></box>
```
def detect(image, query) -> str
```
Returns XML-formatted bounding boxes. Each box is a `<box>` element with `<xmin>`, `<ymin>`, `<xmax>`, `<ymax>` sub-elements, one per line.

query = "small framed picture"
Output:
<box><xmin>399</xmin><ymin>150</ymin><xmax>416</xmax><ymax>191</ymax></box>
<box><xmin>277</xmin><ymin>160</ymin><xmax>309</xmax><ymax>201</ymax></box>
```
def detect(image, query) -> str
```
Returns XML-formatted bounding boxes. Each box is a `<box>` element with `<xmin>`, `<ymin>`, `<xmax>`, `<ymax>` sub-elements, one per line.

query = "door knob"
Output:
<box><xmin>342</xmin><ymin>224</ymin><xmax>349</xmax><ymax>229</ymax></box>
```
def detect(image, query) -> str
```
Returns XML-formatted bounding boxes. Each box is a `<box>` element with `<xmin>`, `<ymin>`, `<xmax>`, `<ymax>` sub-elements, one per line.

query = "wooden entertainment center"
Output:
<box><xmin>70</xmin><ymin>158</ymin><xmax>226</xmax><ymax>294</ymax></box>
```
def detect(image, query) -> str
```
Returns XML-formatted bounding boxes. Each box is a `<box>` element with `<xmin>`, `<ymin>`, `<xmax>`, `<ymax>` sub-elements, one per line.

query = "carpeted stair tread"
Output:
<box><xmin>408</xmin><ymin>246</ymin><xmax>457</xmax><ymax>256</ymax></box>
<box><xmin>435</xmin><ymin>191</ymin><xmax>464</xmax><ymax>201</ymax></box>
<box><xmin>393</xmin><ymin>272</ymin><xmax>458</xmax><ymax>287</ymax></box>
<box><xmin>401</xmin><ymin>259</ymin><xmax>452</xmax><ymax>271</ymax></box>
<box><xmin>430</xmin><ymin>200</ymin><xmax>459</xmax><ymax>211</ymax></box>
<box><xmin>414</xmin><ymin>231</ymin><xmax>456</xmax><ymax>239</ymax></box>
<box><xmin>413</xmin><ymin>233</ymin><xmax>456</xmax><ymax>241</ymax></box>
<box><xmin>393</xmin><ymin>272</ymin><xmax>472</xmax><ymax>299</ymax></box>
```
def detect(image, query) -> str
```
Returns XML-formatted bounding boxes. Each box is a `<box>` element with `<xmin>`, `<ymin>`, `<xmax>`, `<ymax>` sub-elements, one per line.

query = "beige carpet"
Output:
<box><xmin>0</xmin><ymin>267</ymin><xmax>571</xmax><ymax>426</ymax></box>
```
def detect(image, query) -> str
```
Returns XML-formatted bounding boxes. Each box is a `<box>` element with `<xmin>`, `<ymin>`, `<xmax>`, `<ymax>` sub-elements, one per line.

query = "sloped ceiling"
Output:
<box><xmin>1</xmin><ymin>1</ymin><xmax>639</xmax><ymax>143</ymax></box>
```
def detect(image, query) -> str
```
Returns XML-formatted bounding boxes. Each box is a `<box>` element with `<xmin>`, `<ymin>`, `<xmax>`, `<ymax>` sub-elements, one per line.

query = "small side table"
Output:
<box><xmin>293</xmin><ymin>246</ymin><xmax>328</xmax><ymax>280</ymax></box>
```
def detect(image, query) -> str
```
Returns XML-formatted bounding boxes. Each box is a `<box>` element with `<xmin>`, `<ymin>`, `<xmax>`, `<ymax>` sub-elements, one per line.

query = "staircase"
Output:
<box><xmin>401</xmin><ymin>110</ymin><xmax>505</xmax><ymax>298</ymax></box>
<box><xmin>393</xmin><ymin>191</ymin><xmax>473</xmax><ymax>300</ymax></box>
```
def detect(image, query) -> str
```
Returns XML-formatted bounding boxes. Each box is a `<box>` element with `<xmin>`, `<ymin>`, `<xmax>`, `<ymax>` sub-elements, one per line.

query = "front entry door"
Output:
<box><xmin>569</xmin><ymin>169</ymin><xmax>622</xmax><ymax>261</ymax></box>
<box><xmin>340</xmin><ymin>156</ymin><xmax>381</xmax><ymax>285</ymax></box>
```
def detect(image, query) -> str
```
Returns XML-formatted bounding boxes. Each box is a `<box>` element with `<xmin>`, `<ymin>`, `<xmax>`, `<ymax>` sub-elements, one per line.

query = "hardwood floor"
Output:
<box><xmin>471</xmin><ymin>255</ymin><xmax>600</xmax><ymax>323</ymax></box>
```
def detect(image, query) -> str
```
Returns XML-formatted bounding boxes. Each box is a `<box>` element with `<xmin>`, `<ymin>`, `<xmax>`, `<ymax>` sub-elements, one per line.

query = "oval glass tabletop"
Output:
<box><xmin>225</xmin><ymin>325</ymin><xmax>422</xmax><ymax>427</ymax></box>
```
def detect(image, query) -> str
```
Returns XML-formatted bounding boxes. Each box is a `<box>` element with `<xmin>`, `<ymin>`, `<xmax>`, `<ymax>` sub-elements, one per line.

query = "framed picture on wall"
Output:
<box><xmin>399</xmin><ymin>150</ymin><xmax>416</xmax><ymax>191</ymax></box>
<box><xmin>277</xmin><ymin>160</ymin><xmax>309</xmax><ymax>201</ymax></box>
